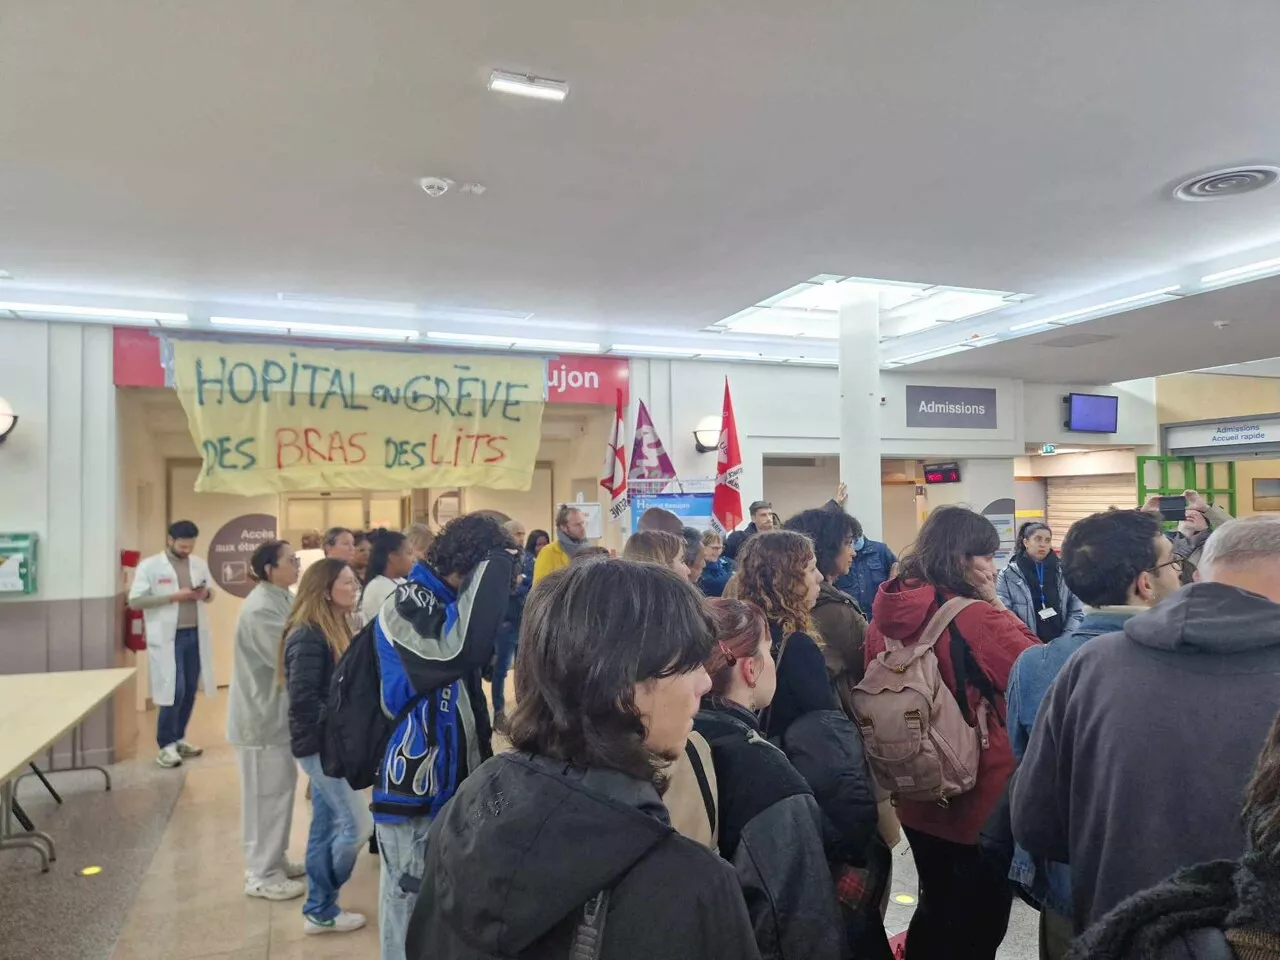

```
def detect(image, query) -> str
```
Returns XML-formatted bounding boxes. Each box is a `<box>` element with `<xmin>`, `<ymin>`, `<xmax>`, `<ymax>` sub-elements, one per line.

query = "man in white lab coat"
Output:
<box><xmin>128</xmin><ymin>520</ymin><xmax>217</xmax><ymax>768</ymax></box>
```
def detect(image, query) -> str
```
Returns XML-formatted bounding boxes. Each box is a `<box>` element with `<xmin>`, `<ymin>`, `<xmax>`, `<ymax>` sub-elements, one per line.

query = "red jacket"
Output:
<box><xmin>865</xmin><ymin>579</ymin><xmax>1037</xmax><ymax>845</ymax></box>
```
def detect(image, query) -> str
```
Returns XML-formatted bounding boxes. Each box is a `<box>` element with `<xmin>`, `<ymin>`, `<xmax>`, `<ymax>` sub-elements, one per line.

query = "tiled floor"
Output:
<box><xmin>111</xmin><ymin>699</ymin><xmax>382</xmax><ymax>960</ymax></box>
<box><xmin>105</xmin><ymin>691</ymin><xmax>1038</xmax><ymax>959</ymax></box>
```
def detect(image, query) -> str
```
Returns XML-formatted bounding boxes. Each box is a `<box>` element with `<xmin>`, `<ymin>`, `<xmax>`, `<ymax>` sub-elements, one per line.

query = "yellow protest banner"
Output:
<box><xmin>171</xmin><ymin>340</ymin><xmax>546</xmax><ymax>495</ymax></box>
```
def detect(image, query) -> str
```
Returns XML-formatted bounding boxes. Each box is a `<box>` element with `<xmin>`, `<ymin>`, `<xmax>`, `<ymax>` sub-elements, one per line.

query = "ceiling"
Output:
<box><xmin>915</xmin><ymin>274</ymin><xmax>1280</xmax><ymax>382</ymax></box>
<box><xmin>5</xmin><ymin>2</ymin><xmax>1280</xmax><ymax>376</ymax></box>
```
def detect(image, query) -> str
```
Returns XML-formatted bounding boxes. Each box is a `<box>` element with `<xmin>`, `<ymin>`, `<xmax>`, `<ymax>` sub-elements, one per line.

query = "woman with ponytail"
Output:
<box><xmin>996</xmin><ymin>521</ymin><xmax>1084</xmax><ymax>641</ymax></box>
<box><xmin>690</xmin><ymin>598</ymin><xmax>846</xmax><ymax>960</ymax></box>
<box><xmin>359</xmin><ymin>528</ymin><xmax>415</xmax><ymax>624</ymax></box>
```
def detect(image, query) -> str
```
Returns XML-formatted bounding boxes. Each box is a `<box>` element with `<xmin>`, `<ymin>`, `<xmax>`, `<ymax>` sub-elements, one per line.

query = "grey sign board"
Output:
<box><xmin>906</xmin><ymin>385</ymin><xmax>998</xmax><ymax>429</ymax></box>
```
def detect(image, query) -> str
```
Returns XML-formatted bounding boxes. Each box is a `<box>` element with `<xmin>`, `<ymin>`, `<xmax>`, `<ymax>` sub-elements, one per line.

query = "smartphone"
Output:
<box><xmin>1156</xmin><ymin>495</ymin><xmax>1187</xmax><ymax>522</ymax></box>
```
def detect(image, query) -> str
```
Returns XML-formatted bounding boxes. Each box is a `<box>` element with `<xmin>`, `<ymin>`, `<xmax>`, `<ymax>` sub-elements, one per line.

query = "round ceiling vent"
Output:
<box><xmin>1172</xmin><ymin>165</ymin><xmax>1280</xmax><ymax>202</ymax></box>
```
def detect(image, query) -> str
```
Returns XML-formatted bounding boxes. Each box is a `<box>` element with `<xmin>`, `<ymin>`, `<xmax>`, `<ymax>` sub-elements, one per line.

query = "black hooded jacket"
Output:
<box><xmin>406</xmin><ymin>751</ymin><xmax>762</xmax><ymax>960</ymax></box>
<box><xmin>694</xmin><ymin>700</ymin><xmax>848</xmax><ymax>960</ymax></box>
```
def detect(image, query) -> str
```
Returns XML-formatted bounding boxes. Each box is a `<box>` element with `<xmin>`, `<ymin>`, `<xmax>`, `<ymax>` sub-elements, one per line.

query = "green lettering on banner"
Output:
<box><xmin>172</xmin><ymin>341</ymin><xmax>546</xmax><ymax>495</ymax></box>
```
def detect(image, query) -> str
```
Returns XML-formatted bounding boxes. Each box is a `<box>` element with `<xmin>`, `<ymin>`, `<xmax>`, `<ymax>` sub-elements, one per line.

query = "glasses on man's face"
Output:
<box><xmin>1152</xmin><ymin>557</ymin><xmax>1184</xmax><ymax>574</ymax></box>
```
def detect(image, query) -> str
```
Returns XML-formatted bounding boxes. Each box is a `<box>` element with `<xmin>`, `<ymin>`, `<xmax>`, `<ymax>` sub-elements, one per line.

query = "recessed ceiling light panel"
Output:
<box><xmin>488</xmin><ymin>70</ymin><xmax>569</xmax><ymax>102</ymax></box>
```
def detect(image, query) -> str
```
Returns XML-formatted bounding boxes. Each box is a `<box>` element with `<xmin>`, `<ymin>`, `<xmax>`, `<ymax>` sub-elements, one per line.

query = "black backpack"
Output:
<box><xmin>320</xmin><ymin>619</ymin><xmax>416</xmax><ymax>790</ymax></box>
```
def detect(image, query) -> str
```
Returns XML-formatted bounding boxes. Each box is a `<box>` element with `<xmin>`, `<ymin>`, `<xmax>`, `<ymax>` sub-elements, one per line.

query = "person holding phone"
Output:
<box><xmin>997</xmin><ymin>522</ymin><xmax>1084</xmax><ymax>642</ymax></box>
<box><xmin>127</xmin><ymin>520</ymin><xmax>217</xmax><ymax>769</ymax></box>
<box><xmin>1143</xmin><ymin>490</ymin><xmax>1234</xmax><ymax>584</ymax></box>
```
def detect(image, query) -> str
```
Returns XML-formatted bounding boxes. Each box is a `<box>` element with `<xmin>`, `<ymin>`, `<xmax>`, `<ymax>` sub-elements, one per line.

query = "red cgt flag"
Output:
<box><xmin>711</xmin><ymin>378</ymin><xmax>744</xmax><ymax>536</ymax></box>
<box><xmin>600</xmin><ymin>389</ymin><xmax>628</xmax><ymax>521</ymax></box>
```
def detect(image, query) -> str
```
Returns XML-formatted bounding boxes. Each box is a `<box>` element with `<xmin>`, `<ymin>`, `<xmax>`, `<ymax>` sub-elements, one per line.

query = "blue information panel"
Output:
<box><xmin>630</xmin><ymin>492</ymin><xmax>716</xmax><ymax>533</ymax></box>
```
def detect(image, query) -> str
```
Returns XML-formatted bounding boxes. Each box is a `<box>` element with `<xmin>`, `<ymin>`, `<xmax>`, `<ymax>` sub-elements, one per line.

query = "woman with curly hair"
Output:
<box><xmin>733</xmin><ymin>530</ymin><xmax>827</xmax><ymax>738</ymax></box>
<box><xmin>735</xmin><ymin>531</ymin><xmax>888</xmax><ymax>958</ymax></box>
<box><xmin>784</xmin><ymin>506</ymin><xmax>869</xmax><ymax>702</ymax></box>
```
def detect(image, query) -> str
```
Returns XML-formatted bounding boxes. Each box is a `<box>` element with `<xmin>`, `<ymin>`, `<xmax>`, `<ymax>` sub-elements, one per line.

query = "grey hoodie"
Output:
<box><xmin>1011</xmin><ymin>581</ymin><xmax>1280</xmax><ymax>929</ymax></box>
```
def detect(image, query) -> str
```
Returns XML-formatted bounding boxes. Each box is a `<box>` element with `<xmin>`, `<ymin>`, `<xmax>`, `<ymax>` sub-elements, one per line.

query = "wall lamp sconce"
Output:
<box><xmin>693</xmin><ymin>415</ymin><xmax>722</xmax><ymax>453</ymax></box>
<box><xmin>0</xmin><ymin>396</ymin><xmax>16</xmax><ymax>444</ymax></box>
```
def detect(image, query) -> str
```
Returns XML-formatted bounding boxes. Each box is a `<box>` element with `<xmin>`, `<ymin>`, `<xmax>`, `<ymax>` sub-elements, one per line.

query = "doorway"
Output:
<box><xmin>167</xmin><ymin>460</ymin><xmax>278</xmax><ymax>687</ymax></box>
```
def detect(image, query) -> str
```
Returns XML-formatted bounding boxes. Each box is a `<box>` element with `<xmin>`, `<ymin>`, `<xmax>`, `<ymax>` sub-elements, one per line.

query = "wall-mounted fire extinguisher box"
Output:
<box><xmin>121</xmin><ymin>548</ymin><xmax>146</xmax><ymax>651</ymax></box>
<box><xmin>0</xmin><ymin>532</ymin><xmax>38</xmax><ymax>595</ymax></box>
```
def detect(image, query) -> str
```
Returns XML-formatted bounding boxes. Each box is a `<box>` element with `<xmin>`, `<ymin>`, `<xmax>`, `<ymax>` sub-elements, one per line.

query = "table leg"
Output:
<box><xmin>0</xmin><ymin>781</ymin><xmax>51</xmax><ymax>872</ymax></box>
<box><xmin>15</xmin><ymin>724</ymin><xmax>112</xmax><ymax>795</ymax></box>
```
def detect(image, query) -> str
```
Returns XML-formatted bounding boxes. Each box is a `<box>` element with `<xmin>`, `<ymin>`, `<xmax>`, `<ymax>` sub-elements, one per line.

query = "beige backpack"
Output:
<box><xmin>664</xmin><ymin>731</ymin><xmax>719</xmax><ymax>850</ymax></box>
<box><xmin>851</xmin><ymin>597</ymin><xmax>991</xmax><ymax>805</ymax></box>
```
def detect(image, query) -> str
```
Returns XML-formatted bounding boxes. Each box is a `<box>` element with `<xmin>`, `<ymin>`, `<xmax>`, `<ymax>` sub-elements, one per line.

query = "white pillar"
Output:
<box><xmin>838</xmin><ymin>289</ymin><xmax>883</xmax><ymax>539</ymax></box>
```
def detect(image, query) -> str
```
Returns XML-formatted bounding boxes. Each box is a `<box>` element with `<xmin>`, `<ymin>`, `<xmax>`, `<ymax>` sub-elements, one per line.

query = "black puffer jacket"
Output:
<box><xmin>283</xmin><ymin>624</ymin><xmax>334</xmax><ymax>758</ymax></box>
<box><xmin>781</xmin><ymin>709</ymin><xmax>879</xmax><ymax>868</ymax></box>
<box><xmin>407</xmin><ymin>751</ymin><xmax>762</xmax><ymax>960</ymax></box>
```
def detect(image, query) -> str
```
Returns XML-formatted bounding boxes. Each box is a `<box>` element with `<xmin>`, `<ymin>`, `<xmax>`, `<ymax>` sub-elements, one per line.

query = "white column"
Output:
<box><xmin>838</xmin><ymin>289</ymin><xmax>883</xmax><ymax>539</ymax></box>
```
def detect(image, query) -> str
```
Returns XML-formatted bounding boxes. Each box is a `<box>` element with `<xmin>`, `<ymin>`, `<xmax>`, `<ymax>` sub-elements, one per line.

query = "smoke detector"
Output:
<box><xmin>1172</xmin><ymin>165</ymin><xmax>1280</xmax><ymax>202</ymax></box>
<box><xmin>419</xmin><ymin>177</ymin><xmax>454</xmax><ymax>198</ymax></box>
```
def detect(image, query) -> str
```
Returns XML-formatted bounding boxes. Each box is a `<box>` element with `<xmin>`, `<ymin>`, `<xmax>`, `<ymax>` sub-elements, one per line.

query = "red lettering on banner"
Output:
<box><xmin>277</xmin><ymin>427</ymin><xmax>370</xmax><ymax>467</ymax></box>
<box><xmin>276</xmin><ymin>428</ymin><xmax>303</xmax><ymax>468</ymax></box>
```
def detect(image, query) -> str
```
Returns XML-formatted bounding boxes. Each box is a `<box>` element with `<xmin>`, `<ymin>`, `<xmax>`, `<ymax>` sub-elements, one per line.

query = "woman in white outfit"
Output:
<box><xmin>227</xmin><ymin>539</ymin><xmax>307</xmax><ymax>901</ymax></box>
<box><xmin>359</xmin><ymin>528</ymin><xmax>415</xmax><ymax>624</ymax></box>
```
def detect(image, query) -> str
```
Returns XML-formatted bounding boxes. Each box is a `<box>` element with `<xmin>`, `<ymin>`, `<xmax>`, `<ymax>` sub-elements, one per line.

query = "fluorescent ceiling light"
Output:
<box><xmin>425</xmin><ymin>332</ymin><xmax>601</xmax><ymax>353</ymax></box>
<box><xmin>488</xmin><ymin>70</ymin><xmax>569</xmax><ymax>102</ymax></box>
<box><xmin>1008</xmin><ymin>286</ymin><xmax>1181</xmax><ymax>332</ymax></box>
<box><xmin>0</xmin><ymin>301</ymin><xmax>188</xmax><ymax>325</ymax></box>
<box><xmin>784</xmin><ymin>357</ymin><xmax>839</xmax><ymax>366</ymax></box>
<box><xmin>209</xmin><ymin>317</ymin><xmax>419</xmax><ymax>340</ymax></box>
<box><xmin>610</xmin><ymin>344</ymin><xmax>698</xmax><ymax>358</ymax></box>
<box><xmin>891</xmin><ymin>343</ymin><xmax>976</xmax><ymax>365</ymax></box>
<box><xmin>694</xmin><ymin>349</ymin><xmax>768</xmax><ymax>360</ymax></box>
<box><xmin>1200</xmin><ymin>256</ymin><xmax>1280</xmax><ymax>288</ymax></box>
<box><xmin>715</xmin><ymin>276</ymin><xmax>1024</xmax><ymax>340</ymax></box>
<box><xmin>715</xmin><ymin>308</ymin><xmax>839</xmax><ymax>339</ymax></box>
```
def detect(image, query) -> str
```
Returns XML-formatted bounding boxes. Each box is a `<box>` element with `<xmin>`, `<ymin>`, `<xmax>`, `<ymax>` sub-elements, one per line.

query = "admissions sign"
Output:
<box><xmin>171</xmin><ymin>340</ymin><xmax>546</xmax><ymax>494</ymax></box>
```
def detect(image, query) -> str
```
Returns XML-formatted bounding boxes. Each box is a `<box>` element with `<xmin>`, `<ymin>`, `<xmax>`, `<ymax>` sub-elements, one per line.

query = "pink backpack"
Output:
<box><xmin>851</xmin><ymin>597</ymin><xmax>991</xmax><ymax>805</ymax></box>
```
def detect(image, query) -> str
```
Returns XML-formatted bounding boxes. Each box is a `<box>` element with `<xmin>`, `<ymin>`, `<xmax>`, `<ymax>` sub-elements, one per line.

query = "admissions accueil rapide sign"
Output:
<box><xmin>905</xmin><ymin>385</ymin><xmax>998</xmax><ymax>429</ymax></box>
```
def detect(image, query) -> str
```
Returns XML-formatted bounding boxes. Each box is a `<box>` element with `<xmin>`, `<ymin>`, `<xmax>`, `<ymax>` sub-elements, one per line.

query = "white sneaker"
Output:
<box><xmin>243</xmin><ymin>861</ymin><xmax>306</xmax><ymax>882</ymax></box>
<box><xmin>245</xmin><ymin>878</ymin><xmax>305</xmax><ymax>901</ymax></box>
<box><xmin>155</xmin><ymin>745</ymin><xmax>183</xmax><ymax>768</ymax></box>
<box><xmin>304</xmin><ymin>910</ymin><xmax>366</xmax><ymax>934</ymax></box>
<box><xmin>176</xmin><ymin>740</ymin><xmax>203</xmax><ymax>758</ymax></box>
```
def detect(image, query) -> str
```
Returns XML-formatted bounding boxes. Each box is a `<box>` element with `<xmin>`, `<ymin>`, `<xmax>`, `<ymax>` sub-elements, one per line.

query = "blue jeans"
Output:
<box><xmin>377</xmin><ymin>818</ymin><xmax>433</xmax><ymax>960</ymax></box>
<box><xmin>156</xmin><ymin>627</ymin><xmax>201</xmax><ymax>749</ymax></box>
<box><xmin>491</xmin><ymin>622</ymin><xmax>519</xmax><ymax>716</ymax></box>
<box><xmin>296</xmin><ymin>753</ymin><xmax>373</xmax><ymax>920</ymax></box>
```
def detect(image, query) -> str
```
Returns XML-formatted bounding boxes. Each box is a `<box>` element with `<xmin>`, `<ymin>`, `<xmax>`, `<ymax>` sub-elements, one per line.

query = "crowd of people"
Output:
<box><xmin>125</xmin><ymin>484</ymin><xmax>1280</xmax><ymax>959</ymax></box>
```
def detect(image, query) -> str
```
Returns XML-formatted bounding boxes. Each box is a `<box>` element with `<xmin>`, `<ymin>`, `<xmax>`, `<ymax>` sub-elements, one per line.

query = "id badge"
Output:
<box><xmin>1038</xmin><ymin>606</ymin><xmax>1058</xmax><ymax>621</ymax></box>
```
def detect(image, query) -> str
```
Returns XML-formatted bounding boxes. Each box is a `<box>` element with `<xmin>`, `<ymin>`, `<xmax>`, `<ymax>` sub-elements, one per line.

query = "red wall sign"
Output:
<box><xmin>112</xmin><ymin>328</ymin><xmax>629</xmax><ymax>406</ymax></box>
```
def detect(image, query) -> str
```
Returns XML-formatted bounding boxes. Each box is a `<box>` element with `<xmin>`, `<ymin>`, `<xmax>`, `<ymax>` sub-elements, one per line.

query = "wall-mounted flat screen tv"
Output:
<box><xmin>1064</xmin><ymin>392</ymin><xmax>1119</xmax><ymax>433</ymax></box>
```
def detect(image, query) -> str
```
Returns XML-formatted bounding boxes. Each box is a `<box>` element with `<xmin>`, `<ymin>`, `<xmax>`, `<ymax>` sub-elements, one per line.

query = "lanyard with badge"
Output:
<box><xmin>1035</xmin><ymin>561</ymin><xmax>1057</xmax><ymax>622</ymax></box>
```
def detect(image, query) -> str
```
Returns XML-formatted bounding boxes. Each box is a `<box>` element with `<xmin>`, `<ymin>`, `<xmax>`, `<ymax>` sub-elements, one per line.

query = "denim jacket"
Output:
<box><xmin>1006</xmin><ymin>607</ymin><xmax>1144</xmax><ymax>916</ymax></box>
<box><xmin>833</xmin><ymin>539</ymin><xmax>896</xmax><ymax>618</ymax></box>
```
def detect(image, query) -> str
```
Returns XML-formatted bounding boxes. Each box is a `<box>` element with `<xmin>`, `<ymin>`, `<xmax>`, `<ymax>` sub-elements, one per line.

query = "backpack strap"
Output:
<box><xmin>568</xmin><ymin>889</ymin><xmax>610</xmax><ymax>960</ymax></box>
<box><xmin>683</xmin><ymin>733</ymin><xmax>718</xmax><ymax>846</ymax></box>
<box><xmin>879</xmin><ymin>596</ymin><xmax>976</xmax><ymax>655</ymax></box>
<box><xmin>937</xmin><ymin>591</ymin><xmax>1000</xmax><ymax>739</ymax></box>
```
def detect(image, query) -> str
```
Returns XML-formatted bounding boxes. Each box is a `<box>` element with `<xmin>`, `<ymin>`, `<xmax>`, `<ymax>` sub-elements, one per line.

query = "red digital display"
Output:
<box><xmin>923</xmin><ymin>463</ymin><xmax>962</xmax><ymax>484</ymax></box>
